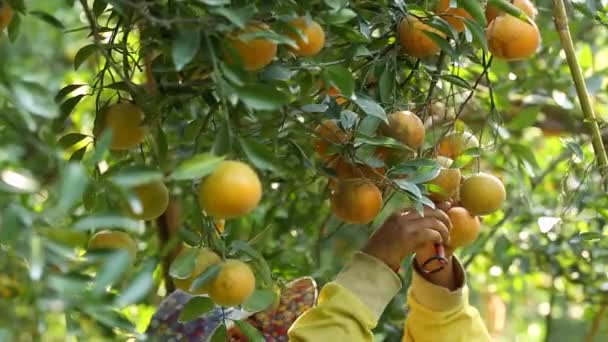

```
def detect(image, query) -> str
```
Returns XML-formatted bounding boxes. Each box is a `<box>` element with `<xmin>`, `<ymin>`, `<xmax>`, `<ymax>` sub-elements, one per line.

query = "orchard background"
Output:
<box><xmin>1</xmin><ymin>0</ymin><xmax>608</xmax><ymax>341</ymax></box>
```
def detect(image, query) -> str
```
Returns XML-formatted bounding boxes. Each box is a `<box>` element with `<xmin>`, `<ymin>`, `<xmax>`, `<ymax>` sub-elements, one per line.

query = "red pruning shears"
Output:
<box><xmin>421</xmin><ymin>243</ymin><xmax>448</xmax><ymax>274</ymax></box>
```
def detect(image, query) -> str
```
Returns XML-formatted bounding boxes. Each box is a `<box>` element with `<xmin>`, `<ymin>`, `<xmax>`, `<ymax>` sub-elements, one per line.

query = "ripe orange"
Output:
<box><xmin>208</xmin><ymin>260</ymin><xmax>256</xmax><ymax>306</ymax></box>
<box><xmin>172</xmin><ymin>247</ymin><xmax>222</xmax><ymax>295</ymax></box>
<box><xmin>486</xmin><ymin>0</ymin><xmax>538</xmax><ymax>23</ymax></box>
<box><xmin>313</xmin><ymin>120</ymin><xmax>350</xmax><ymax>158</ymax></box>
<box><xmin>380</xmin><ymin>111</ymin><xmax>425</xmax><ymax>149</ymax></box>
<box><xmin>97</xmin><ymin>103</ymin><xmax>146</xmax><ymax>151</ymax></box>
<box><xmin>225</xmin><ymin>23</ymin><xmax>277</xmax><ymax>71</ymax></box>
<box><xmin>327</xmin><ymin>87</ymin><xmax>348</xmax><ymax>105</ymax></box>
<box><xmin>331</xmin><ymin>179</ymin><xmax>382</xmax><ymax>224</ymax></box>
<box><xmin>127</xmin><ymin>180</ymin><xmax>170</xmax><ymax>221</ymax></box>
<box><xmin>427</xmin><ymin>156</ymin><xmax>461</xmax><ymax>201</ymax></box>
<box><xmin>198</xmin><ymin>161</ymin><xmax>262</xmax><ymax>218</ymax></box>
<box><xmin>328</xmin><ymin>157</ymin><xmax>385</xmax><ymax>183</ymax></box>
<box><xmin>0</xmin><ymin>2</ymin><xmax>13</xmax><ymax>31</ymax></box>
<box><xmin>88</xmin><ymin>230</ymin><xmax>138</xmax><ymax>261</ymax></box>
<box><xmin>436</xmin><ymin>131</ymin><xmax>479</xmax><ymax>159</ymax></box>
<box><xmin>447</xmin><ymin>207</ymin><xmax>480</xmax><ymax>248</ymax></box>
<box><xmin>399</xmin><ymin>16</ymin><xmax>444</xmax><ymax>58</ymax></box>
<box><xmin>436</xmin><ymin>0</ymin><xmax>473</xmax><ymax>33</ymax></box>
<box><xmin>460</xmin><ymin>173</ymin><xmax>506</xmax><ymax>215</ymax></box>
<box><xmin>288</xmin><ymin>17</ymin><xmax>325</xmax><ymax>57</ymax></box>
<box><xmin>487</xmin><ymin>15</ymin><xmax>540</xmax><ymax>60</ymax></box>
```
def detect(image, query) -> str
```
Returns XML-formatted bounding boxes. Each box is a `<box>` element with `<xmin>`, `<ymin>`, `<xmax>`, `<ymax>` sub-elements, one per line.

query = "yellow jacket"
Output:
<box><xmin>288</xmin><ymin>253</ymin><xmax>491</xmax><ymax>342</ymax></box>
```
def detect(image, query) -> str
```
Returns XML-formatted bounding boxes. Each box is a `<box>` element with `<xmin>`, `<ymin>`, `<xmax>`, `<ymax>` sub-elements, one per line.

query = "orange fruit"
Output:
<box><xmin>313</xmin><ymin>120</ymin><xmax>350</xmax><ymax>158</ymax></box>
<box><xmin>97</xmin><ymin>103</ymin><xmax>146</xmax><ymax>151</ymax></box>
<box><xmin>399</xmin><ymin>16</ymin><xmax>444</xmax><ymax>58</ymax></box>
<box><xmin>0</xmin><ymin>2</ymin><xmax>13</xmax><ymax>31</ymax></box>
<box><xmin>208</xmin><ymin>260</ymin><xmax>256</xmax><ymax>306</ymax></box>
<box><xmin>327</xmin><ymin>87</ymin><xmax>348</xmax><ymax>105</ymax></box>
<box><xmin>436</xmin><ymin>0</ymin><xmax>473</xmax><ymax>33</ymax></box>
<box><xmin>487</xmin><ymin>15</ymin><xmax>540</xmax><ymax>60</ymax></box>
<box><xmin>288</xmin><ymin>17</ymin><xmax>325</xmax><ymax>57</ymax></box>
<box><xmin>198</xmin><ymin>161</ymin><xmax>262</xmax><ymax>218</ymax></box>
<box><xmin>436</xmin><ymin>131</ymin><xmax>479</xmax><ymax>159</ymax></box>
<box><xmin>486</xmin><ymin>0</ymin><xmax>538</xmax><ymax>23</ymax></box>
<box><xmin>172</xmin><ymin>247</ymin><xmax>222</xmax><ymax>295</ymax></box>
<box><xmin>460</xmin><ymin>173</ymin><xmax>506</xmax><ymax>215</ymax></box>
<box><xmin>328</xmin><ymin>157</ymin><xmax>385</xmax><ymax>183</ymax></box>
<box><xmin>447</xmin><ymin>207</ymin><xmax>481</xmax><ymax>248</ymax></box>
<box><xmin>427</xmin><ymin>156</ymin><xmax>461</xmax><ymax>201</ymax></box>
<box><xmin>331</xmin><ymin>179</ymin><xmax>382</xmax><ymax>224</ymax></box>
<box><xmin>127</xmin><ymin>180</ymin><xmax>170</xmax><ymax>221</ymax></box>
<box><xmin>380</xmin><ymin>111</ymin><xmax>426</xmax><ymax>149</ymax></box>
<box><xmin>88</xmin><ymin>230</ymin><xmax>138</xmax><ymax>261</ymax></box>
<box><xmin>225</xmin><ymin>23</ymin><xmax>277</xmax><ymax>71</ymax></box>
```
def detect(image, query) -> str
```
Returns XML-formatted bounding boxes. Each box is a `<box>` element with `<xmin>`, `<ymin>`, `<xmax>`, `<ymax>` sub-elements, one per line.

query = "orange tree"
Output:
<box><xmin>1</xmin><ymin>0</ymin><xmax>608</xmax><ymax>340</ymax></box>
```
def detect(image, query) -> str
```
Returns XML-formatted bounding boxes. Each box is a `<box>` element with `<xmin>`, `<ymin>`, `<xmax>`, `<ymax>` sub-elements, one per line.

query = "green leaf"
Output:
<box><xmin>89</xmin><ymin>130</ymin><xmax>113</xmax><ymax>165</ymax></box>
<box><xmin>92</xmin><ymin>0</ymin><xmax>108</xmax><ymax>17</ymax></box>
<box><xmin>379</xmin><ymin>64</ymin><xmax>394</xmax><ymax>103</ymax></box>
<box><xmin>235</xmin><ymin>321</ymin><xmax>265</xmax><ymax>342</ymax></box>
<box><xmin>58</xmin><ymin>133</ymin><xmax>89</xmax><ymax>149</ymax></box>
<box><xmin>441</xmin><ymin>74</ymin><xmax>472</xmax><ymax>90</ymax></box>
<box><xmin>210</xmin><ymin>325</ymin><xmax>228</xmax><ymax>342</ymax></box>
<box><xmin>354</xmin><ymin>133</ymin><xmax>413</xmax><ymax>152</ymax></box>
<box><xmin>508</xmin><ymin>106</ymin><xmax>539</xmax><ymax>130</ymax></box>
<box><xmin>93</xmin><ymin>250</ymin><xmax>132</xmax><ymax>294</ymax></box>
<box><xmin>13</xmin><ymin>82</ymin><xmax>59</xmax><ymax>118</ymax></box>
<box><xmin>237</xmin><ymin>84</ymin><xmax>290</xmax><ymax>111</ymax></box>
<box><xmin>457</xmin><ymin>0</ymin><xmax>486</xmax><ymax>26</ymax></box>
<box><xmin>55</xmin><ymin>84</ymin><xmax>87</xmax><ymax>103</ymax></box>
<box><xmin>70</xmin><ymin>145</ymin><xmax>88</xmax><ymax>161</ymax></box>
<box><xmin>353</xmin><ymin>96</ymin><xmax>387</xmax><ymax>122</ymax></box>
<box><xmin>210</xmin><ymin>5</ymin><xmax>256</xmax><ymax>29</ymax></box>
<box><xmin>59</xmin><ymin>95</ymin><xmax>86</xmax><ymax>121</ymax></box>
<box><xmin>109</xmin><ymin>167</ymin><xmax>163</xmax><ymax>187</ymax></box>
<box><xmin>189</xmin><ymin>263</ymin><xmax>221</xmax><ymax>291</ymax></box>
<box><xmin>172</xmin><ymin>28</ymin><xmax>201</xmax><ymax>71</ymax></box>
<box><xmin>463</xmin><ymin>18</ymin><xmax>488</xmax><ymax>51</ymax></box>
<box><xmin>488</xmin><ymin>0</ymin><xmax>527</xmax><ymax>21</ymax></box>
<box><xmin>73</xmin><ymin>215</ymin><xmax>141</xmax><ymax>232</ymax></box>
<box><xmin>115</xmin><ymin>260</ymin><xmax>156</xmax><ymax>307</ymax></box>
<box><xmin>56</xmin><ymin>163</ymin><xmax>88</xmax><ymax>212</ymax></box>
<box><xmin>178</xmin><ymin>297</ymin><xmax>215</xmax><ymax>322</ymax></box>
<box><xmin>74</xmin><ymin>44</ymin><xmax>98</xmax><ymax>70</ymax></box>
<box><xmin>323</xmin><ymin>65</ymin><xmax>354</xmax><ymax>98</ymax></box>
<box><xmin>169</xmin><ymin>153</ymin><xmax>225</xmax><ymax>181</ymax></box>
<box><xmin>29</xmin><ymin>10</ymin><xmax>65</xmax><ymax>29</ymax></box>
<box><xmin>239</xmin><ymin>138</ymin><xmax>286</xmax><ymax>176</ymax></box>
<box><xmin>394</xmin><ymin>179</ymin><xmax>422</xmax><ymax>199</ymax></box>
<box><xmin>243</xmin><ymin>288</ymin><xmax>276</xmax><ymax>312</ymax></box>
<box><xmin>168</xmin><ymin>248</ymin><xmax>197</xmax><ymax>279</ymax></box>
<box><xmin>211</xmin><ymin>119</ymin><xmax>232</xmax><ymax>156</ymax></box>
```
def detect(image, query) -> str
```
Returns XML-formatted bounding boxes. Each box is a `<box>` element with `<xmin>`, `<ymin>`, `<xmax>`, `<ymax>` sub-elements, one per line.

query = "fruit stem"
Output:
<box><xmin>552</xmin><ymin>0</ymin><xmax>608</xmax><ymax>189</ymax></box>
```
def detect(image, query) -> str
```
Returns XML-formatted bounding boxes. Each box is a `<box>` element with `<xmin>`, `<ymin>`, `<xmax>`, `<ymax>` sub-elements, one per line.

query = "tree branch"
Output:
<box><xmin>553</xmin><ymin>0</ymin><xmax>608</xmax><ymax>189</ymax></box>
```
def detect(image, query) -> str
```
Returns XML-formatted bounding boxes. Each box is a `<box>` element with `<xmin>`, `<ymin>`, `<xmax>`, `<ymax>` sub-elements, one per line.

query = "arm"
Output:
<box><xmin>404</xmin><ymin>254</ymin><xmax>491</xmax><ymax>342</ymax></box>
<box><xmin>289</xmin><ymin>205</ymin><xmax>491</xmax><ymax>342</ymax></box>
<box><xmin>288</xmin><ymin>252</ymin><xmax>401</xmax><ymax>342</ymax></box>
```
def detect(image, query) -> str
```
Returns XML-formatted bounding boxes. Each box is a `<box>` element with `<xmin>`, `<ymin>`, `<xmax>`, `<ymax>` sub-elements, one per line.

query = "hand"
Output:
<box><xmin>361</xmin><ymin>204</ymin><xmax>453</xmax><ymax>271</ymax></box>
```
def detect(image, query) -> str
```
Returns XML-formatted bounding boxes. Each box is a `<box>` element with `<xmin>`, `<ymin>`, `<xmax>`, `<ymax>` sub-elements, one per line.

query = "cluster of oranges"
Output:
<box><xmin>314</xmin><ymin>109</ymin><xmax>506</xmax><ymax>248</ymax></box>
<box><xmin>83</xmin><ymin>14</ymin><xmax>328</xmax><ymax>309</ymax></box>
<box><xmin>400</xmin><ymin>0</ymin><xmax>541</xmax><ymax>61</ymax></box>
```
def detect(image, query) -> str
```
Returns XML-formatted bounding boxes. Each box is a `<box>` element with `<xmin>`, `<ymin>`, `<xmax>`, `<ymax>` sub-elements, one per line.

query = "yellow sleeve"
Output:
<box><xmin>288</xmin><ymin>252</ymin><xmax>402</xmax><ymax>342</ymax></box>
<box><xmin>404</xmin><ymin>257</ymin><xmax>491</xmax><ymax>342</ymax></box>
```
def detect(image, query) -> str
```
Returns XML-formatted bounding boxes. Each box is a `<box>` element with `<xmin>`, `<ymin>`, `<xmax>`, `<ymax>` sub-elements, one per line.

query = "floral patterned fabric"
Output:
<box><xmin>146</xmin><ymin>277</ymin><xmax>317</xmax><ymax>341</ymax></box>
